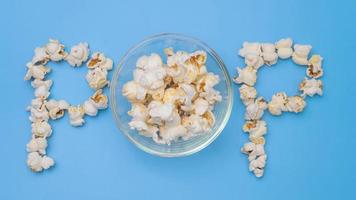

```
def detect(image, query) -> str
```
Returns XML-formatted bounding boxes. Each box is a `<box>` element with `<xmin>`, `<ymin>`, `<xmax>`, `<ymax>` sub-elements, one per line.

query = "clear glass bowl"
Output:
<box><xmin>110</xmin><ymin>33</ymin><xmax>233</xmax><ymax>157</ymax></box>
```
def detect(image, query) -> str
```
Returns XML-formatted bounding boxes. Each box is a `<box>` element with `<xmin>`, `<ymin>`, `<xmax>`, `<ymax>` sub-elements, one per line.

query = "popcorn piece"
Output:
<box><xmin>182</xmin><ymin>114</ymin><xmax>211</xmax><ymax>139</ymax></box>
<box><xmin>292</xmin><ymin>44</ymin><xmax>312</xmax><ymax>65</ymax></box>
<box><xmin>31</xmin><ymin>121</ymin><xmax>52</xmax><ymax>138</ymax></box>
<box><xmin>45</xmin><ymin>99</ymin><xmax>69</xmax><ymax>120</ymax></box>
<box><xmin>268</xmin><ymin>92</ymin><xmax>288</xmax><ymax>115</ymax></box>
<box><xmin>307</xmin><ymin>55</ymin><xmax>323</xmax><ymax>78</ymax></box>
<box><xmin>45</xmin><ymin>39</ymin><xmax>67</xmax><ymax>61</ymax></box>
<box><xmin>68</xmin><ymin>105</ymin><xmax>85</xmax><ymax>126</ymax></box>
<box><xmin>27</xmin><ymin>152</ymin><xmax>54</xmax><ymax>172</ymax></box>
<box><xmin>83</xmin><ymin>89</ymin><xmax>108</xmax><ymax>116</ymax></box>
<box><xmin>28</xmin><ymin>105</ymin><xmax>49</xmax><ymax>122</ymax></box>
<box><xmin>24</xmin><ymin>63</ymin><xmax>51</xmax><ymax>81</ymax></box>
<box><xmin>26</xmin><ymin>137</ymin><xmax>47</xmax><ymax>154</ymax></box>
<box><xmin>199</xmin><ymin>88</ymin><xmax>222</xmax><ymax>105</ymax></box>
<box><xmin>87</xmin><ymin>52</ymin><xmax>113</xmax><ymax>71</ymax></box>
<box><xmin>148</xmin><ymin>101</ymin><xmax>174</xmax><ymax>122</ymax></box>
<box><xmin>239</xmin><ymin>84</ymin><xmax>257</xmax><ymax>106</ymax></box>
<box><xmin>32</xmin><ymin>47</ymin><xmax>49</xmax><ymax>65</ymax></box>
<box><xmin>239</xmin><ymin>42</ymin><xmax>264</xmax><ymax>69</ymax></box>
<box><xmin>128</xmin><ymin>103</ymin><xmax>150</xmax><ymax>132</ymax></box>
<box><xmin>275</xmin><ymin>38</ymin><xmax>293</xmax><ymax>59</ymax></box>
<box><xmin>245</xmin><ymin>97</ymin><xmax>267</xmax><ymax>120</ymax></box>
<box><xmin>196</xmin><ymin>72</ymin><xmax>220</xmax><ymax>93</ymax></box>
<box><xmin>233</xmin><ymin>66</ymin><xmax>257</xmax><ymax>86</ymax></box>
<box><xmin>65</xmin><ymin>42</ymin><xmax>89</xmax><ymax>67</ymax></box>
<box><xmin>299</xmin><ymin>78</ymin><xmax>323</xmax><ymax>97</ymax></box>
<box><xmin>31</xmin><ymin>79</ymin><xmax>52</xmax><ymax>99</ymax></box>
<box><xmin>243</xmin><ymin>120</ymin><xmax>267</xmax><ymax>140</ymax></box>
<box><xmin>193</xmin><ymin>98</ymin><xmax>210</xmax><ymax>115</ymax></box>
<box><xmin>261</xmin><ymin>43</ymin><xmax>278</xmax><ymax>66</ymax></box>
<box><xmin>86</xmin><ymin>67</ymin><xmax>108</xmax><ymax>90</ymax></box>
<box><xmin>122</xmin><ymin>81</ymin><xmax>147</xmax><ymax>102</ymax></box>
<box><xmin>155</xmin><ymin>125</ymin><xmax>187</xmax><ymax>145</ymax></box>
<box><xmin>286</xmin><ymin>96</ymin><xmax>306</xmax><ymax>113</ymax></box>
<box><xmin>134</xmin><ymin>54</ymin><xmax>166</xmax><ymax>90</ymax></box>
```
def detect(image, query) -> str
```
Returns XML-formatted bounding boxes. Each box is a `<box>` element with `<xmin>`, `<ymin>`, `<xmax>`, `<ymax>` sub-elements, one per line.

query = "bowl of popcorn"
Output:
<box><xmin>110</xmin><ymin>33</ymin><xmax>233</xmax><ymax>157</ymax></box>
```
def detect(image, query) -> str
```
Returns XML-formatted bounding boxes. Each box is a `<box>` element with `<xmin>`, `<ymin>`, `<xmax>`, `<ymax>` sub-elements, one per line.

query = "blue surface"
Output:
<box><xmin>1</xmin><ymin>0</ymin><xmax>355</xmax><ymax>199</ymax></box>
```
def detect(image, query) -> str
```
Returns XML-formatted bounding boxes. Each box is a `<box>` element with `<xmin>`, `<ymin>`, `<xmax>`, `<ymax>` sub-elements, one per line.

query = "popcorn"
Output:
<box><xmin>268</xmin><ymin>92</ymin><xmax>288</xmax><ymax>115</ymax></box>
<box><xmin>28</xmin><ymin>105</ymin><xmax>49</xmax><ymax>122</ymax></box>
<box><xmin>239</xmin><ymin>84</ymin><xmax>257</xmax><ymax>106</ymax></box>
<box><xmin>233</xmin><ymin>66</ymin><xmax>257</xmax><ymax>86</ymax></box>
<box><xmin>26</xmin><ymin>137</ymin><xmax>47</xmax><ymax>154</ymax></box>
<box><xmin>245</xmin><ymin>97</ymin><xmax>267</xmax><ymax>120</ymax></box>
<box><xmin>32</xmin><ymin>47</ymin><xmax>49</xmax><ymax>65</ymax></box>
<box><xmin>122</xmin><ymin>81</ymin><xmax>147</xmax><ymax>103</ymax></box>
<box><xmin>292</xmin><ymin>44</ymin><xmax>312</xmax><ymax>65</ymax></box>
<box><xmin>31</xmin><ymin>79</ymin><xmax>52</xmax><ymax>99</ymax></box>
<box><xmin>307</xmin><ymin>55</ymin><xmax>323</xmax><ymax>78</ymax></box>
<box><xmin>31</xmin><ymin>121</ymin><xmax>52</xmax><ymax>138</ymax></box>
<box><xmin>238</xmin><ymin>42</ymin><xmax>264</xmax><ymax>69</ymax></box>
<box><xmin>235</xmin><ymin>38</ymin><xmax>324</xmax><ymax>178</ymax></box>
<box><xmin>68</xmin><ymin>105</ymin><xmax>85</xmax><ymax>126</ymax></box>
<box><xmin>134</xmin><ymin>54</ymin><xmax>166</xmax><ymax>90</ymax></box>
<box><xmin>86</xmin><ymin>67</ymin><xmax>108</xmax><ymax>90</ymax></box>
<box><xmin>45</xmin><ymin>39</ymin><xmax>67</xmax><ymax>61</ymax></box>
<box><xmin>65</xmin><ymin>42</ymin><xmax>89</xmax><ymax>67</ymax></box>
<box><xmin>241</xmin><ymin>142</ymin><xmax>267</xmax><ymax>178</ymax></box>
<box><xmin>299</xmin><ymin>78</ymin><xmax>323</xmax><ymax>97</ymax></box>
<box><xmin>45</xmin><ymin>99</ymin><xmax>69</xmax><ymax>120</ymax></box>
<box><xmin>27</xmin><ymin>152</ymin><xmax>54</xmax><ymax>172</ymax></box>
<box><xmin>243</xmin><ymin>120</ymin><xmax>267</xmax><ymax>140</ymax></box>
<box><xmin>83</xmin><ymin>89</ymin><xmax>108</xmax><ymax>116</ymax></box>
<box><xmin>87</xmin><ymin>52</ymin><xmax>113</xmax><ymax>71</ymax></box>
<box><xmin>123</xmin><ymin>49</ymin><xmax>220</xmax><ymax>145</ymax></box>
<box><xmin>24</xmin><ymin>63</ymin><xmax>51</xmax><ymax>80</ymax></box>
<box><xmin>193</xmin><ymin>98</ymin><xmax>210</xmax><ymax>115</ymax></box>
<box><xmin>261</xmin><ymin>43</ymin><xmax>278</xmax><ymax>66</ymax></box>
<box><xmin>275</xmin><ymin>38</ymin><xmax>293</xmax><ymax>59</ymax></box>
<box><xmin>286</xmin><ymin>96</ymin><xmax>306</xmax><ymax>113</ymax></box>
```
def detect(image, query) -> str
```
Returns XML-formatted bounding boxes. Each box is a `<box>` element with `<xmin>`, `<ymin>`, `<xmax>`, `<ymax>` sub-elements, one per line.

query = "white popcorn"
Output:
<box><xmin>83</xmin><ymin>89</ymin><xmax>108</xmax><ymax>116</ymax></box>
<box><xmin>155</xmin><ymin>125</ymin><xmax>187</xmax><ymax>145</ymax></box>
<box><xmin>234</xmin><ymin>66</ymin><xmax>257</xmax><ymax>86</ymax></box>
<box><xmin>31</xmin><ymin>121</ymin><xmax>52</xmax><ymax>138</ymax></box>
<box><xmin>239</xmin><ymin>42</ymin><xmax>264</xmax><ymax>69</ymax></box>
<box><xmin>261</xmin><ymin>43</ymin><xmax>278</xmax><ymax>66</ymax></box>
<box><xmin>24</xmin><ymin>63</ymin><xmax>51</xmax><ymax>81</ymax></box>
<box><xmin>31</xmin><ymin>79</ymin><xmax>52</xmax><ymax>99</ymax></box>
<box><xmin>26</xmin><ymin>137</ymin><xmax>47</xmax><ymax>154</ymax></box>
<box><xmin>239</xmin><ymin>84</ymin><xmax>257</xmax><ymax>106</ymax></box>
<box><xmin>134</xmin><ymin>54</ymin><xmax>166</xmax><ymax>90</ymax></box>
<box><xmin>193</xmin><ymin>98</ymin><xmax>210</xmax><ymax>115</ymax></box>
<box><xmin>45</xmin><ymin>39</ymin><xmax>67</xmax><ymax>61</ymax></box>
<box><xmin>32</xmin><ymin>47</ymin><xmax>49</xmax><ymax>65</ymax></box>
<box><xmin>45</xmin><ymin>99</ymin><xmax>69</xmax><ymax>120</ymax></box>
<box><xmin>299</xmin><ymin>78</ymin><xmax>323</xmax><ymax>97</ymax></box>
<box><xmin>27</xmin><ymin>152</ymin><xmax>54</xmax><ymax>172</ymax></box>
<box><xmin>27</xmin><ymin>98</ymin><xmax>45</xmax><ymax>111</ymax></box>
<box><xmin>86</xmin><ymin>67</ymin><xmax>108</xmax><ymax>90</ymax></box>
<box><xmin>286</xmin><ymin>96</ymin><xmax>306</xmax><ymax>113</ymax></box>
<box><xmin>148</xmin><ymin>101</ymin><xmax>174</xmax><ymax>122</ymax></box>
<box><xmin>307</xmin><ymin>55</ymin><xmax>323</xmax><ymax>78</ymax></box>
<box><xmin>182</xmin><ymin>114</ymin><xmax>211</xmax><ymax>139</ymax></box>
<box><xmin>196</xmin><ymin>72</ymin><xmax>220</xmax><ymax>93</ymax></box>
<box><xmin>292</xmin><ymin>44</ymin><xmax>312</xmax><ymax>65</ymax></box>
<box><xmin>87</xmin><ymin>52</ymin><xmax>113</xmax><ymax>71</ymax></box>
<box><xmin>179</xmin><ymin>83</ymin><xmax>197</xmax><ymax>105</ymax></box>
<box><xmin>28</xmin><ymin>105</ymin><xmax>49</xmax><ymax>122</ymax></box>
<box><xmin>268</xmin><ymin>92</ymin><xmax>288</xmax><ymax>115</ymax></box>
<box><xmin>241</xmin><ymin>142</ymin><xmax>267</xmax><ymax>178</ymax></box>
<box><xmin>199</xmin><ymin>88</ymin><xmax>222</xmax><ymax>105</ymax></box>
<box><xmin>122</xmin><ymin>81</ymin><xmax>147</xmax><ymax>102</ymax></box>
<box><xmin>245</xmin><ymin>97</ymin><xmax>267</xmax><ymax>120</ymax></box>
<box><xmin>275</xmin><ymin>38</ymin><xmax>293</xmax><ymax>59</ymax></box>
<box><xmin>65</xmin><ymin>42</ymin><xmax>89</xmax><ymax>67</ymax></box>
<box><xmin>68</xmin><ymin>105</ymin><xmax>85</xmax><ymax>126</ymax></box>
<box><xmin>243</xmin><ymin>120</ymin><xmax>267</xmax><ymax>140</ymax></box>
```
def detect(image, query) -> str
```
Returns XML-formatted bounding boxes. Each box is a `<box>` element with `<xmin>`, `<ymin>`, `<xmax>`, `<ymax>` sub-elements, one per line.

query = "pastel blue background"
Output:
<box><xmin>1</xmin><ymin>0</ymin><xmax>355</xmax><ymax>199</ymax></box>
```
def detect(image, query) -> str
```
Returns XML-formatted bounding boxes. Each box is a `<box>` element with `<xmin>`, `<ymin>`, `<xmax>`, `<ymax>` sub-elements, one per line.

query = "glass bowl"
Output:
<box><xmin>110</xmin><ymin>33</ymin><xmax>233</xmax><ymax>157</ymax></box>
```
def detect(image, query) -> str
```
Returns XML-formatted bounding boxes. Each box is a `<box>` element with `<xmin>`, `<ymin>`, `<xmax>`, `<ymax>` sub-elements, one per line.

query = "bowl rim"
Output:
<box><xmin>110</xmin><ymin>32</ymin><xmax>233</xmax><ymax>157</ymax></box>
